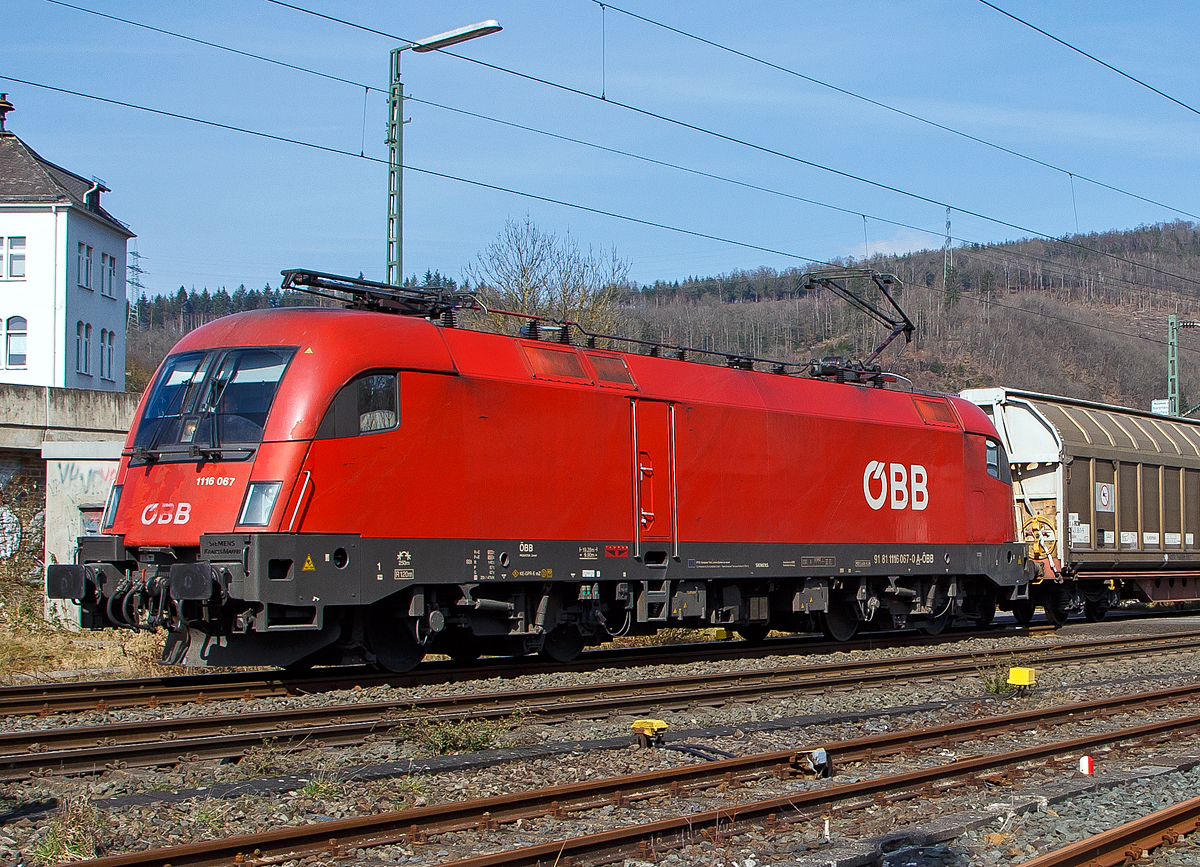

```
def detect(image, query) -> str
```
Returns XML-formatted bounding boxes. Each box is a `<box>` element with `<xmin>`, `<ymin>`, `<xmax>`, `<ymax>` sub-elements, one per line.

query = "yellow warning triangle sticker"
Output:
<box><xmin>304</xmin><ymin>347</ymin><xmax>314</xmax><ymax>354</ymax></box>
<box><xmin>302</xmin><ymin>555</ymin><xmax>316</xmax><ymax>571</ymax></box>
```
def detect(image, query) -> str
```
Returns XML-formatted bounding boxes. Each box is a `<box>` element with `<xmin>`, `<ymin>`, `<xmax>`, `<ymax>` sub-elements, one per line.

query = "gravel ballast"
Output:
<box><xmin>4</xmin><ymin>615</ymin><xmax>1200</xmax><ymax>865</ymax></box>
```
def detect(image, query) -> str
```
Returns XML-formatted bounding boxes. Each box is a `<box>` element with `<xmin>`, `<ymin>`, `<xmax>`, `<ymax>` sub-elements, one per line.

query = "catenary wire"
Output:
<box><xmin>589</xmin><ymin>0</ymin><xmax>1200</xmax><ymax>222</ymax></box>
<box><xmin>40</xmin><ymin>0</ymin><xmax>1200</xmax><ymax>300</ymax></box>
<box><xmin>409</xmin><ymin>99</ymin><xmax>1200</xmax><ymax>308</ymax></box>
<box><xmin>41</xmin><ymin>0</ymin><xmax>371</xmax><ymax>93</ymax></box>
<box><xmin>263</xmin><ymin>0</ymin><xmax>1200</xmax><ymax>294</ymax></box>
<box><xmin>923</xmin><ymin>280</ymin><xmax>1175</xmax><ymax>350</ymax></box>
<box><xmin>4</xmin><ymin>72</ymin><xmax>1194</xmax><ymax>363</ymax></box>
<box><xmin>28</xmin><ymin>0</ymin><xmax>1171</xmax><ymax>308</ymax></box>
<box><xmin>33</xmin><ymin>0</ymin><xmax>966</xmax><ymax>257</ymax></box>
<box><xmin>976</xmin><ymin>0</ymin><xmax>1200</xmax><ymax>118</ymax></box>
<box><xmin>0</xmin><ymin>74</ymin><xmax>825</xmax><ymax>268</ymax></box>
<box><xmin>46</xmin><ymin>0</ymin><xmax>1200</xmax><ymax>226</ymax></box>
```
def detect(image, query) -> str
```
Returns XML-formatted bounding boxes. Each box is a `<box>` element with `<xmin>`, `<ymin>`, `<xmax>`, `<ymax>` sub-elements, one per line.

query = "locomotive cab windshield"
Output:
<box><xmin>131</xmin><ymin>346</ymin><xmax>296</xmax><ymax>462</ymax></box>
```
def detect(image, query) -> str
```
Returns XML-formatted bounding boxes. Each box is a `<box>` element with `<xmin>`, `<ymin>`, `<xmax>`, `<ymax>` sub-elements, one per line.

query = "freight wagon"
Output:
<box><xmin>962</xmin><ymin>387</ymin><xmax>1200</xmax><ymax>622</ymax></box>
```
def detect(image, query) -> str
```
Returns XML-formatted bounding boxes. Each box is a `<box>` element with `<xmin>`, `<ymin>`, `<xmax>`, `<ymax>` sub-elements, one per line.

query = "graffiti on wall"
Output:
<box><xmin>54</xmin><ymin>461</ymin><xmax>118</xmax><ymax>500</ymax></box>
<box><xmin>44</xmin><ymin>459</ymin><xmax>118</xmax><ymax>560</ymax></box>
<box><xmin>0</xmin><ymin>454</ymin><xmax>46</xmax><ymax>591</ymax></box>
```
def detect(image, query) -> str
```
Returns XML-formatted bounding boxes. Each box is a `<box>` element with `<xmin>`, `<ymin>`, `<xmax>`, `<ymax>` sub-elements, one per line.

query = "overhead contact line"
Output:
<box><xmin>976</xmin><ymin>0</ymin><xmax>1200</xmax><ymax>118</ymax></box>
<box><xmin>33</xmin><ymin>2</ymin><xmax>1200</xmax><ymax>306</ymax></box>
<box><xmin>6</xmin><ymin>75</ymin><xmax>1194</xmax><ymax>363</ymax></box>
<box><xmin>263</xmin><ymin>0</ymin><xmax>1200</xmax><ymax>294</ymax></box>
<box><xmin>589</xmin><ymin>0</ymin><xmax>1200</xmax><ymax>222</ymax></box>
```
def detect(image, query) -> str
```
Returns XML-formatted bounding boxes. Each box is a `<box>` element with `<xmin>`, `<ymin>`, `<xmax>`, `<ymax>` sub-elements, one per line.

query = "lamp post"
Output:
<box><xmin>387</xmin><ymin>19</ymin><xmax>502</xmax><ymax>287</ymax></box>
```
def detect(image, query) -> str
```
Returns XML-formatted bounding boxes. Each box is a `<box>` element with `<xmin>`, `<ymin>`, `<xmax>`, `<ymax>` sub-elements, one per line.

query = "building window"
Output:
<box><xmin>75</xmin><ymin>321</ymin><xmax>83</xmax><ymax>372</ymax></box>
<box><xmin>97</xmin><ymin>329</ymin><xmax>116</xmax><ymax>380</ymax></box>
<box><xmin>99</xmin><ymin>253</ymin><xmax>117</xmax><ymax>297</ymax></box>
<box><xmin>83</xmin><ymin>323</ymin><xmax>92</xmax><ymax>374</ymax></box>
<box><xmin>5</xmin><ymin>316</ymin><xmax>26</xmax><ymax>368</ymax></box>
<box><xmin>78</xmin><ymin>243</ymin><xmax>92</xmax><ymax>289</ymax></box>
<box><xmin>1</xmin><ymin>237</ymin><xmax>25</xmax><ymax>280</ymax></box>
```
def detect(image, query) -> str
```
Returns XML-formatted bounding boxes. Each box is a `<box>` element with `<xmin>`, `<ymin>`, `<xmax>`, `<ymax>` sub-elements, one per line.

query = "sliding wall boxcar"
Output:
<box><xmin>962</xmin><ymin>387</ymin><xmax>1200</xmax><ymax>604</ymax></box>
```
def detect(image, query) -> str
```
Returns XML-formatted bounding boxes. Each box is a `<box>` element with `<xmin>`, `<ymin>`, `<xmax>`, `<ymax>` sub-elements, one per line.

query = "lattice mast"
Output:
<box><xmin>126</xmin><ymin>246</ymin><xmax>146</xmax><ymax>330</ymax></box>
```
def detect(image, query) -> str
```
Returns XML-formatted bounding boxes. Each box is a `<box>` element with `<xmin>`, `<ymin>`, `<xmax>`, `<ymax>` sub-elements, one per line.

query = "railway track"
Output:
<box><xmin>1021</xmin><ymin>794</ymin><xmax>1200</xmax><ymax>866</ymax></box>
<box><xmin>0</xmin><ymin>624</ymin><xmax>1053</xmax><ymax>717</ymax></box>
<box><xmin>4</xmin><ymin>629</ymin><xmax>1199</xmax><ymax>781</ymax></box>
<box><xmin>64</xmin><ymin>682</ymin><xmax>1200</xmax><ymax>867</ymax></box>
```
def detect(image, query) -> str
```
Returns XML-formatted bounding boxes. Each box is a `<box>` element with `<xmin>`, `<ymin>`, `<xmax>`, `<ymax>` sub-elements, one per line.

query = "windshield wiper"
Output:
<box><xmin>127</xmin><ymin>445</ymin><xmax>160</xmax><ymax>463</ymax></box>
<box><xmin>188</xmin><ymin>443</ymin><xmax>253</xmax><ymax>461</ymax></box>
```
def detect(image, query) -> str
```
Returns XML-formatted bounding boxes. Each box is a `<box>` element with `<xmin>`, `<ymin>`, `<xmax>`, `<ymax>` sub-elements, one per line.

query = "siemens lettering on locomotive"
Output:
<box><xmin>47</xmin><ymin>268</ymin><xmax>1032</xmax><ymax>672</ymax></box>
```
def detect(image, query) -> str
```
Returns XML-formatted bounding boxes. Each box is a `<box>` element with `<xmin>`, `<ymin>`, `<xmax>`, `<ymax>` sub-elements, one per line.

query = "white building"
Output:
<box><xmin>0</xmin><ymin>94</ymin><xmax>134</xmax><ymax>392</ymax></box>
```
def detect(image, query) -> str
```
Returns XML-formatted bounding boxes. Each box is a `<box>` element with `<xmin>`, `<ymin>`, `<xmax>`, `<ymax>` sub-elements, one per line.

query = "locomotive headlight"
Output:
<box><xmin>237</xmin><ymin>481</ymin><xmax>283</xmax><ymax>527</ymax></box>
<box><xmin>100</xmin><ymin>485</ymin><xmax>122</xmax><ymax>531</ymax></box>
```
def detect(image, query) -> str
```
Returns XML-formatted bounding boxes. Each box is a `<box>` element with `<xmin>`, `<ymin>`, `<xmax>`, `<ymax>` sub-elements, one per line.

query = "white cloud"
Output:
<box><xmin>847</xmin><ymin>228</ymin><xmax>940</xmax><ymax>259</ymax></box>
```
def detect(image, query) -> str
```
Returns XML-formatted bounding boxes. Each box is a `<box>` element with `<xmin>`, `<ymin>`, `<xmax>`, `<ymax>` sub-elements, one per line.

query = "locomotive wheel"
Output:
<box><xmin>365</xmin><ymin>606</ymin><xmax>426</xmax><ymax>673</ymax></box>
<box><xmin>1084</xmin><ymin>600</ymin><xmax>1110</xmax><ymax>623</ymax></box>
<box><xmin>736</xmin><ymin>624</ymin><xmax>771</xmax><ymax>644</ymax></box>
<box><xmin>1011</xmin><ymin>600</ymin><xmax>1035</xmax><ymax>626</ymax></box>
<box><xmin>919</xmin><ymin>608</ymin><xmax>951</xmax><ymax>636</ymax></box>
<box><xmin>973</xmin><ymin>595</ymin><xmax>997</xmax><ymax>628</ymax></box>
<box><xmin>820</xmin><ymin>598</ymin><xmax>858</xmax><ymax>642</ymax></box>
<box><xmin>541</xmin><ymin>625</ymin><xmax>586</xmax><ymax>663</ymax></box>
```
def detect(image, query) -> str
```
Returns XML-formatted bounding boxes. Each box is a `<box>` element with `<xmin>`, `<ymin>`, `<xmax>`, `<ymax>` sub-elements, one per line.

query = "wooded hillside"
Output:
<box><xmin>127</xmin><ymin>223</ymin><xmax>1200</xmax><ymax>412</ymax></box>
<box><xmin>632</xmin><ymin>221</ymin><xmax>1200</xmax><ymax>411</ymax></box>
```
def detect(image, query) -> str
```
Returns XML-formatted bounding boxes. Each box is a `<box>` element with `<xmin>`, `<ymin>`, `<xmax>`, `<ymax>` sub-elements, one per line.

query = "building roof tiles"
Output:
<box><xmin>0</xmin><ymin>132</ymin><xmax>134</xmax><ymax>237</ymax></box>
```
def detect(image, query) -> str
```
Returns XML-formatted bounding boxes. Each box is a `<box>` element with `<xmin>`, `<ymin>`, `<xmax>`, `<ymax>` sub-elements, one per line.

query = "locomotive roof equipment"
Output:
<box><xmin>282</xmin><ymin>266</ymin><xmax>915</xmax><ymax>385</ymax></box>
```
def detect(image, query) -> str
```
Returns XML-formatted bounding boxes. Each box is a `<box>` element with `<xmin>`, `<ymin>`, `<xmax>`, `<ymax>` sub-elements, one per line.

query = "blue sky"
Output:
<box><xmin>4</xmin><ymin>0</ymin><xmax>1198</xmax><ymax>295</ymax></box>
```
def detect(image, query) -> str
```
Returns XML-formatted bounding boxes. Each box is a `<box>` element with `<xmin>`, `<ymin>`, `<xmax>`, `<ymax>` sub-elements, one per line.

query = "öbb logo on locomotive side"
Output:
<box><xmin>140</xmin><ymin>502</ymin><xmax>192</xmax><ymax>525</ymax></box>
<box><xmin>863</xmin><ymin>462</ymin><xmax>928</xmax><ymax>511</ymax></box>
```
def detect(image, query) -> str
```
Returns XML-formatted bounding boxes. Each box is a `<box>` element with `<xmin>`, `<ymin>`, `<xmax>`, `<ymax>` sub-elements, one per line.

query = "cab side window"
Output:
<box><xmin>985</xmin><ymin>439</ymin><xmax>1012</xmax><ymax>483</ymax></box>
<box><xmin>317</xmin><ymin>372</ymin><xmax>399</xmax><ymax>438</ymax></box>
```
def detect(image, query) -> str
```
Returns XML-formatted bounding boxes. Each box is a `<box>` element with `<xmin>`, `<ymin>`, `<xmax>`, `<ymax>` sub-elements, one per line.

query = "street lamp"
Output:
<box><xmin>387</xmin><ymin>20</ymin><xmax>502</xmax><ymax>286</ymax></box>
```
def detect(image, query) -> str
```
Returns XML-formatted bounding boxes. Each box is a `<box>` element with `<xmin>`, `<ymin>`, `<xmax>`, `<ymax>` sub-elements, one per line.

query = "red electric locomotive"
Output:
<box><xmin>48</xmin><ymin>269</ymin><xmax>1031</xmax><ymax>671</ymax></box>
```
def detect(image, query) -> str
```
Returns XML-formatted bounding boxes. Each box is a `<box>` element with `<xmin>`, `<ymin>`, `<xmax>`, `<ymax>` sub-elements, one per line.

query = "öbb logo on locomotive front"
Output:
<box><xmin>139</xmin><ymin>502</ymin><xmax>192</xmax><ymax>525</ymax></box>
<box><xmin>863</xmin><ymin>461</ymin><xmax>928</xmax><ymax>511</ymax></box>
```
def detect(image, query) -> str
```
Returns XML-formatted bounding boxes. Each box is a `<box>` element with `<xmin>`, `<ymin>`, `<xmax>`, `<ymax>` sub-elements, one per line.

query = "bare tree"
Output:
<box><xmin>466</xmin><ymin>216</ymin><xmax>630</xmax><ymax>335</ymax></box>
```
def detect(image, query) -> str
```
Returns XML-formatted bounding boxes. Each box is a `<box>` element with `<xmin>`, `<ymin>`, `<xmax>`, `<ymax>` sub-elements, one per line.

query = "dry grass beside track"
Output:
<box><xmin>0</xmin><ymin>601</ymin><xmax>167</xmax><ymax>684</ymax></box>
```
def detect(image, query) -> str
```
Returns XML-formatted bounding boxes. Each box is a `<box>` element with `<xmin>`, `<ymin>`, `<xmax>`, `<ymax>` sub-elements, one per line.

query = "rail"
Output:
<box><xmin>64</xmin><ymin>683</ymin><xmax>1200</xmax><ymax>867</ymax></box>
<box><xmin>1020</xmin><ymin>793</ymin><xmax>1200</xmax><ymax>866</ymax></box>
<box><xmin>5</xmin><ymin>629</ymin><xmax>1200</xmax><ymax>781</ymax></box>
<box><xmin>0</xmin><ymin>625</ymin><xmax>1056</xmax><ymax>718</ymax></box>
